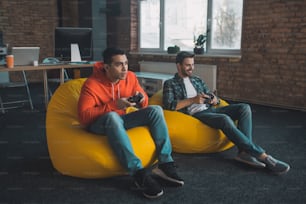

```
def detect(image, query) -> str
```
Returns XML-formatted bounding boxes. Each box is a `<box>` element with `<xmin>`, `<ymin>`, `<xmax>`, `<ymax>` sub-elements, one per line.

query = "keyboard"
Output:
<box><xmin>69</xmin><ymin>61</ymin><xmax>89</xmax><ymax>65</ymax></box>
<box><xmin>39</xmin><ymin>62</ymin><xmax>67</xmax><ymax>66</ymax></box>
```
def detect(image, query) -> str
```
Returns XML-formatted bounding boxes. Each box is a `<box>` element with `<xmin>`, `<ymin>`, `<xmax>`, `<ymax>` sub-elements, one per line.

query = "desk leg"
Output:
<box><xmin>60</xmin><ymin>68</ymin><xmax>65</xmax><ymax>84</ymax></box>
<box><xmin>43</xmin><ymin>70</ymin><xmax>49</xmax><ymax>109</ymax></box>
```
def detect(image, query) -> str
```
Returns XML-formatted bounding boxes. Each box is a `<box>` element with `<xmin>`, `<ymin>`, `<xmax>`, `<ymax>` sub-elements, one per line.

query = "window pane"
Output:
<box><xmin>165</xmin><ymin>0</ymin><xmax>208</xmax><ymax>51</ymax></box>
<box><xmin>140</xmin><ymin>0</ymin><xmax>160</xmax><ymax>48</ymax></box>
<box><xmin>211</xmin><ymin>0</ymin><xmax>243</xmax><ymax>49</ymax></box>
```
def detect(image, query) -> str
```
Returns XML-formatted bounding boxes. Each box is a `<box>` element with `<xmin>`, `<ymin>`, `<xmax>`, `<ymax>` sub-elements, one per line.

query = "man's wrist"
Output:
<box><xmin>190</xmin><ymin>97</ymin><xmax>196</xmax><ymax>105</ymax></box>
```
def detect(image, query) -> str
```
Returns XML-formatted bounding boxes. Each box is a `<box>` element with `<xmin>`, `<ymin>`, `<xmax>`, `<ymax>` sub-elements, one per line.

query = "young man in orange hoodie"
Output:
<box><xmin>78</xmin><ymin>47</ymin><xmax>183</xmax><ymax>199</ymax></box>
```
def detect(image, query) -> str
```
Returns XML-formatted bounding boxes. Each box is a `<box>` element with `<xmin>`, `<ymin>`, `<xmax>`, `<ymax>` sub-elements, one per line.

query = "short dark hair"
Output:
<box><xmin>103</xmin><ymin>47</ymin><xmax>126</xmax><ymax>64</ymax></box>
<box><xmin>175</xmin><ymin>51</ymin><xmax>194</xmax><ymax>64</ymax></box>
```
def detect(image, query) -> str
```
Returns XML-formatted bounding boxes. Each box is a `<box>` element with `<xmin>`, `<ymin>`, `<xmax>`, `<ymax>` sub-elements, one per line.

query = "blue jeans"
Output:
<box><xmin>88</xmin><ymin>105</ymin><xmax>173</xmax><ymax>175</ymax></box>
<box><xmin>193</xmin><ymin>103</ymin><xmax>265</xmax><ymax>157</ymax></box>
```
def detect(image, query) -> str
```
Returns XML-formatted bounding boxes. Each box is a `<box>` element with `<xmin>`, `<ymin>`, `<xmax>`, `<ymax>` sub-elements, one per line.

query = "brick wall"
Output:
<box><xmin>126</xmin><ymin>0</ymin><xmax>306</xmax><ymax>111</ymax></box>
<box><xmin>233</xmin><ymin>0</ymin><xmax>306</xmax><ymax>110</ymax></box>
<box><xmin>106</xmin><ymin>0</ymin><xmax>130</xmax><ymax>48</ymax></box>
<box><xmin>0</xmin><ymin>0</ymin><xmax>305</xmax><ymax>110</ymax></box>
<box><xmin>0</xmin><ymin>0</ymin><xmax>58</xmax><ymax>82</ymax></box>
<box><xmin>0</xmin><ymin>0</ymin><xmax>82</xmax><ymax>82</ymax></box>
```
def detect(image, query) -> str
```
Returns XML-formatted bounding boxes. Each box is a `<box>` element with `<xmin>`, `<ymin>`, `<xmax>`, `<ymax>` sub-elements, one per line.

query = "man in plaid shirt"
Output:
<box><xmin>162</xmin><ymin>51</ymin><xmax>290</xmax><ymax>175</ymax></box>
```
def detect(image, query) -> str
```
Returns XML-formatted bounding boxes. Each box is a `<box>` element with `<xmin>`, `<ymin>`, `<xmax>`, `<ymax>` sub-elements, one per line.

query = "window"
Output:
<box><xmin>139</xmin><ymin>0</ymin><xmax>243</xmax><ymax>54</ymax></box>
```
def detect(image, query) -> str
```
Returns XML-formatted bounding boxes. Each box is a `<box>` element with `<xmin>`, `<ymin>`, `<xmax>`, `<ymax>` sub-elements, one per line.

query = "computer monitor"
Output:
<box><xmin>54</xmin><ymin>27</ymin><xmax>92</xmax><ymax>61</ymax></box>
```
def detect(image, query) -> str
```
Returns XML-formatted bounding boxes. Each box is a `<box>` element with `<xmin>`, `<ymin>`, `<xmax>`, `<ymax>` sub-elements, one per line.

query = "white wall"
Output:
<box><xmin>139</xmin><ymin>61</ymin><xmax>217</xmax><ymax>91</ymax></box>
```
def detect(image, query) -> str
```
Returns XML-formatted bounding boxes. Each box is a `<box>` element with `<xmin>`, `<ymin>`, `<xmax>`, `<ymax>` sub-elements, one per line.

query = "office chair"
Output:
<box><xmin>0</xmin><ymin>71</ymin><xmax>34</xmax><ymax>113</ymax></box>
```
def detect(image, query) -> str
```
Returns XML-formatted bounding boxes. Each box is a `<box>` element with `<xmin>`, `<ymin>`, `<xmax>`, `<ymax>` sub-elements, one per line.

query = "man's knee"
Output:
<box><xmin>106</xmin><ymin>111</ymin><xmax>121</xmax><ymax>120</ymax></box>
<box><xmin>97</xmin><ymin>112</ymin><xmax>123</xmax><ymax>125</ymax></box>
<box><xmin>146</xmin><ymin>105</ymin><xmax>163</xmax><ymax>116</ymax></box>
<box><xmin>241</xmin><ymin>103</ymin><xmax>251</xmax><ymax>111</ymax></box>
<box><xmin>219</xmin><ymin>114</ymin><xmax>234</xmax><ymax>126</ymax></box>
<box><xmin>238</xmin><ymin>103</ymin><xmax>251</xmax><ymax>116</ymax></box>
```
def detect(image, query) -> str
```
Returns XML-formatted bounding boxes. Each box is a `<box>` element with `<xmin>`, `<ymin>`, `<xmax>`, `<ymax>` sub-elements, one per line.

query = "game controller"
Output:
<box><xmin>128</xmin><ymin>93</ymin><xmax>144</xmax><ymax>103</ymax></box>
<box><xmin>204</xmin><ymin>93</ymin><xmax>214</xmax><ymax>104</ymax></box>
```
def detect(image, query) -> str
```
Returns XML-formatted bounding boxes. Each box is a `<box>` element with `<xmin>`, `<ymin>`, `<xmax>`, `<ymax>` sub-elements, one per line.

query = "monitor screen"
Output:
<box><xmin>54</xmin><ymin>27</ymin><xmax>92</xmax><ymax>61</ymax></box>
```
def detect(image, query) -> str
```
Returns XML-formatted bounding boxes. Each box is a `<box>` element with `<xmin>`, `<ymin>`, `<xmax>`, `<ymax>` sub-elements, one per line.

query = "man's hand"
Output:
<box><xmin>203</xmin><ymin>92</ymin><xmax>218</xmax><ymax>105</ymax></box>
<box><xmin>192</xmin><ymin>93</ymin><xmax>206</xmax><ymax>104</ymax></box>
<box><xmin>127</xmin><ymin>91</ymin><xmax>144</xmax><ymax>103</ymax></box>
<box><xmin>210</xmin><ymin>93</ymin><xmax>219</xmax><ymax>105</ymax></box>
<box><xmin>116</xmin><ymin>98</ymin><xmax>136</xmax><ymax>109</ymax></box>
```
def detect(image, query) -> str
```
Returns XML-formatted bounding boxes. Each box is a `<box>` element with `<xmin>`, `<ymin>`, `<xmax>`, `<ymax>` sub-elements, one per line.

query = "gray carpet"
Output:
<box><xmin>0</xmin><ymin>83</ymin><xmax>306</xmax><ymax>204</ymax></box>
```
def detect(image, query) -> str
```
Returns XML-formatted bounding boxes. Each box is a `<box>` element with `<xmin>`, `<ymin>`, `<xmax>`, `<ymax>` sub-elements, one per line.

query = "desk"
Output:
<box><xmin>0</xmin><ymin>64</ymin><xmax>94</xmax><ymax>108</ymax></box>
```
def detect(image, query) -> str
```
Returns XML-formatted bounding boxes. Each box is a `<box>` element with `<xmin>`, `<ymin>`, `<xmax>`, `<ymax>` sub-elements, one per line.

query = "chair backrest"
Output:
<box><xmin>0</xmin><ymin>72</ymin><xmax>10</xmax><ymax>84</ymax></box>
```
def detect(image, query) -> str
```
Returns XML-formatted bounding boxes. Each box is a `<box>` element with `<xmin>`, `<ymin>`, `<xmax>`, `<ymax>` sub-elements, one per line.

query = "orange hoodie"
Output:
<box><xmin>78</xmin><ymin>61</ymin><xmax>148</xmax><ymax>126</ymax></box>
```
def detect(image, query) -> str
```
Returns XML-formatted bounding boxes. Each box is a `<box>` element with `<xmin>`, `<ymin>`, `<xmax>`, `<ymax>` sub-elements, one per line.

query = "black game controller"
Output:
<box><xmin>204</xmin><ymin>93</ymin><xmax>214</xmax><ymax>104</ymax></box>
<box><xmin>128</xmin><ymin>93</ymin><xmax>144</xmax><ymax>103</ymax></box>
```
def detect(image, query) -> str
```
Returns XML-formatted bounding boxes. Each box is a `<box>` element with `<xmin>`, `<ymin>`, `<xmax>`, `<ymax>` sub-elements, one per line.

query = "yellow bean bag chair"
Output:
<box><xmin>149</xmin><ymin>90</ymin><xmax>234</xmax><ymax>153</ymax></box>
<box><xmin>46</xmin><ymin>78</ymin><xmax>157</xmax><ymax>179</ymax></box>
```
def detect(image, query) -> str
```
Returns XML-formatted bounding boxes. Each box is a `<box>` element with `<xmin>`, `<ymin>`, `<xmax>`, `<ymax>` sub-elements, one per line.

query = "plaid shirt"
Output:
<box><xmin>162</xmin><ymin>73</ymin><xmax>211</xmax><ymax>114</ymax></box>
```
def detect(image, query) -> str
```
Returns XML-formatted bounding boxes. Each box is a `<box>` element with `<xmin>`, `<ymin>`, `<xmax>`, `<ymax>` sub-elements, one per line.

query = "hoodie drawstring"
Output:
<box><xmin>111</xmin><ymin>83</ymin><xmax>120</xmax><ymax>101</ymax></box>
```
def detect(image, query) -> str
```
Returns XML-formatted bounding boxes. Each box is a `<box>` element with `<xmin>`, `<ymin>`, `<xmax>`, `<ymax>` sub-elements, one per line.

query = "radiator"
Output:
<box><xmin>139</xmin><ymin>61</ymin><xmax>217</xmax><ymax>91</ymax></box>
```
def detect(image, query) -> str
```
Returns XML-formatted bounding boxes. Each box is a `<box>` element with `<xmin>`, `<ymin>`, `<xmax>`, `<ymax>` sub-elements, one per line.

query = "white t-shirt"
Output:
<box><xmin>183</xmin><ymin>77</ymin><xmax>208</xmax><ymax>115</ymax></box>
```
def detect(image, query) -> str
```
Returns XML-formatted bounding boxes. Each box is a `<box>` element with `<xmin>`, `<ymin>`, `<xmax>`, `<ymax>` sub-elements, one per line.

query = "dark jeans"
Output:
<box><xmin>193</xmin><ymin>103</ymin><xmax>265</xmax><ymax>157</ymax></box>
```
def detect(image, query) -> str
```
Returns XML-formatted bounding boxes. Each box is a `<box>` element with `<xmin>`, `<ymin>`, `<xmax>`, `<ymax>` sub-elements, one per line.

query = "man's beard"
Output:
<box><xmin>182</xmin><ymin>68</ymin><xmax>193</xmax><ymax>77</ymax></box>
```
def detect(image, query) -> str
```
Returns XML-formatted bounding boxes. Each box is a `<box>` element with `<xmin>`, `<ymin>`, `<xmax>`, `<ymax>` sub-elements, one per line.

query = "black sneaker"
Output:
<box><xmin>152</xmin><ymin>162</ymin><xmax>184</xmax><ymax>186</ymax></box>
<box><xmin>262</xmin><ymin>155</ymin><xmax>290</xmax><ymax>175</ymax></box>
<box><xmin>134</xmin><ymin>168</ymin><xmax>163</xmax><ymax>199</ymax></box>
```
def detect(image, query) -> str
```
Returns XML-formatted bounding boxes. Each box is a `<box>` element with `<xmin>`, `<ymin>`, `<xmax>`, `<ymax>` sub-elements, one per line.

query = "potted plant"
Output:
<box><xmin>193</xmin><ymin>34</ymin><xmax>207</xmax><ymax>54</ymax></box>
<box><xmin>167</xmin><ymin>45</ymin><xmax>180</xmax><ymax>54</ymax></box>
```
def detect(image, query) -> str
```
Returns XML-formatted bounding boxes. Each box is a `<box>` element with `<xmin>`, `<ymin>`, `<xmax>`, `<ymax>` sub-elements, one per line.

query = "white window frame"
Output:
<box><xmin>138</xmin><ymin>0</ymin><xmax>244</xmax><ymax>55</ymax></box>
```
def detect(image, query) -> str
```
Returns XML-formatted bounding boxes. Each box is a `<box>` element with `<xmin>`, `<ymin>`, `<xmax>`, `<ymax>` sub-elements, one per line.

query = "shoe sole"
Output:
<box><xmin>134</xmin><ymin>181</ymin><xmax>164</xmax><ymax>199</ymax></box>
<box><xmin>272</xmin><ymin>165</ymin><xmax>290</xmax><ymax>175</ymax></box>
<box><xmin>152</xmin><ymin>168</ymin><xmax>184</xmax><ymax>186</ymax></box>
<box><xmin>234</xmin><ymin>157</ymin><xmax>266</xmax><ymax>168</ymax></box>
